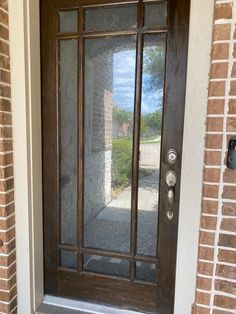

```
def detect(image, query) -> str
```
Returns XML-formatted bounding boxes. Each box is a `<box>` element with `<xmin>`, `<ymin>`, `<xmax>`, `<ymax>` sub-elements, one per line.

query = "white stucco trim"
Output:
<box><xmin>8</xmin><ymin>0</ymin><xmax>213</xmax><ymax>313</ymax></box>
<box><xmin>9</xmin><ymin>0</ymin><xmax>43</xmax><ymax>313</ymax></box>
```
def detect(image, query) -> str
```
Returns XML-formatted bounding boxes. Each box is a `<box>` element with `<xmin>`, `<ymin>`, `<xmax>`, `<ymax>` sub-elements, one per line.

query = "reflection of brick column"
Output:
<box><xmin>104</xmin><ymin>90</ymin><xmax>112</xmax><ymax>150</ymax></box>
<box><xmin>91</xmin><ymin>53</ymin><xmax>112</xmax><ymax>152</ymax></box>
<box><xmin>84</xmin><ymin>45</ymin><xmax>113</xmax><ymax>222</ymax></box>
<box><xmin>104</xmin><ymin>90</ymin><xmax>113</xmax><ymax>203</ymax></box>
<box><xmin>0</xmin><ymin>1</ymin><xmax>17</xmax><ymax>313</ymax></box>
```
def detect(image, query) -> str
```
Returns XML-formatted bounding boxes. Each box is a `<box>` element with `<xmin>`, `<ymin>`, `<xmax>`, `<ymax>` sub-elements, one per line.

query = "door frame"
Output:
<box><xmin>8</xmin><ymin>0</ymin><xmax>214</xmax><ymax>313</ymax></box>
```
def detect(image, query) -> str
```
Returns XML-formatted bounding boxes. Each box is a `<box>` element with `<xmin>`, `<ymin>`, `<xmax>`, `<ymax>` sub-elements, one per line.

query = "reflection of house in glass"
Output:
<box><xmin>112</xmin><ymin>105</ymin><xmax>132</xmax><ymax>139</ymax></box>
<box><xmin>102</xmin><ymin>91</ymin><xmax>132</xmax><ymax>139</ymax></box>
<box><xmin>112</xmin><ymin>120</ymin><xmax>131</xmax><ymax>138</ymax></box>
<box><xmin>82</xmin><ymin>35</ymin><xmax>163</xmax><ymax>259</ymax></box>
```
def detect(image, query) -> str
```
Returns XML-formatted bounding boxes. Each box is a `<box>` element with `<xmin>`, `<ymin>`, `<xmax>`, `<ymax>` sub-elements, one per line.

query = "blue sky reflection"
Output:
<box><xmin>112</xmin><ymin>50</ymin><xmax>163</xmax><ymax>114</ymax></box>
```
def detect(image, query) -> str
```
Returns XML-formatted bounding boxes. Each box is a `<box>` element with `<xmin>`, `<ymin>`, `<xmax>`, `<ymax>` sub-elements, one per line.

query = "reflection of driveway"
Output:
<box><xmin>84</xmin><ymin>171</ymin><xmax>159</xmax><ymax>256</ymax></box>
<box><xmin>139</xmin><ymin>142</ymin><xmax>161</xmax><ymax>169</ymax></box>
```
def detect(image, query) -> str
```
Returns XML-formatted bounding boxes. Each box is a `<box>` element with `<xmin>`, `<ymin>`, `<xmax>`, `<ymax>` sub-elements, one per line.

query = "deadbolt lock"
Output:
<box><xmin>167</xmin><ymin>149</ymin><xmax>177</xmax><ymax>164</ymax></box>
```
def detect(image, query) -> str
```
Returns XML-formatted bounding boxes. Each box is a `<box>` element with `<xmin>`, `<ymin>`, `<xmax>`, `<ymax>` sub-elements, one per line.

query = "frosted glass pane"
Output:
<box><xmin>136</xmin><ymin>262</ymin><xmax>157</xmax><ymax>282</ymax></box>
<box><xmin>145</xmin><ymin>2</ymin><xmax>167</xmax><ymax>27</ymax></box>
<box><xmin>84</xmin><ymin>255</ymin><xmax>129</xmax><ymax>278</ymax></box>
<box><xmin>59</xmin><ymin>40</ymin><xmax>78</xmax><ymax>245</ymax></box>
<box><xmin>59</xmin><ymin>10</ymin><xmax>77</xmax><ymax>33</ymax></box>
<box><xmin>85</xmin><ymin>5</ymin><xmax>137</xmax><ymax>31</ymax></box>
<box><xmin>137</xmin><ymin>34</ymin><xmax>166</xmax><ymax>257</ymax></box>
<box><xmin>60</xmin><ymin>250</ymin><xmax>77</xmax><ymax>269</ymax></box>
<box><xmin>83</xmin><ymin>36</ymin><xmax>136</xmax><ymax>253</ymax></box>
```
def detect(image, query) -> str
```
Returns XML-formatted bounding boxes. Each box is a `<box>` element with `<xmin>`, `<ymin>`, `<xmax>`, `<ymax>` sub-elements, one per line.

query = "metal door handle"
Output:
<box><xmin>166</xmin><ymin>171</ymin><xmax>177</xmax><ymax>220</ymax></box>
<box><xmin>167</xmin><ymin>187</ymin><xmax>174</xmax><ymax>220</ymax></box>
<box><xmin>167</xmin><ymin>187</ymin><xmax>174</xmax><ymax>206</ymax></box>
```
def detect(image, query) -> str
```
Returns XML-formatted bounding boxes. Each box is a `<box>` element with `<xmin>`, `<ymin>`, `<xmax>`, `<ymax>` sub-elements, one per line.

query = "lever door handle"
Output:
<box><xmin>166</xmin><ymin>171</ymin><xmax>177</xmax><ymax>220</ymax></box>
<box><xmin>167</xmin><ymin>187</ymin><xmax>174</xmax><ymax>206</ymax></box>
<box><xmin>167</xmin><ymin>187</ymin><xmax>174</xmax><ymax>220</ymax></box>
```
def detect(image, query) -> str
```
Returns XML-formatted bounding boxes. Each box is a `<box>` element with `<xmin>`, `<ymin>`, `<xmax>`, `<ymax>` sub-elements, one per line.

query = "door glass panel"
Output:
<box><xmin>60</xmin><ymin>250</ymin><xmax>77</xmax><ymax>270</ymax></box>
<box><xmin>84</xmin><ymin>36</ymin><xmax>136</xmax><ymax>253</ymax></box>
<box><xmin>59</xmin><ymin>40</ymin><xmax>78</xmax><ymax>245</ymax></box>
<box><xmin>137</xmin><ymin>34</ymin><xmax>166</xmax><ymax>256</ymax></box>
<box><xmin>59</xmin><ymin>10</ymin><xmax>78</xmax><ymax>33</ymax></box>
<box><xmin>84</xmin><ymin>5</ymin><xmax>137</xmax><ymax>32</ymax></box>
<box><xmin>136</xmin><ymin>262</ymin><xmax>157</xmax><ymax>282</ymax></box>
<box><xmin>144</xmin><ymin>2</ymin><xmax>168</xmax><ymax>28</ymax></box>
<box><xmin>84</xmin><ymin>255</ymin><xmax>129</xmax><ymax>278</ymax></box>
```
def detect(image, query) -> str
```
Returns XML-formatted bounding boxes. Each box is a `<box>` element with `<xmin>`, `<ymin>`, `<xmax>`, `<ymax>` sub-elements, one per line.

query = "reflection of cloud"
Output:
<box><xmin>114</xmin><ymin>86</ymin><xmax>134</xmax><ymax>93</ymax></box>
<box><xmin>112</xmin><ymin>49</ymin><xmax>164</xmax><ymax>114</ymax></box>
<box><xmin>114</xmin><ymin>53</ymin><xmax>136</xmax><ymax>73</ymax></box>
<box><xmin>115</xmin><ymin>77</ymin><xmax>135</xmax><ymax>84</ymax></box>
<box><xmin>112</xmin><ymin>50</ymin><xmax>135</xmax><ymax>111</ymax></box>
<box><xmin>141</xmin><ymin>89</ymin><xmax>163</xmax><ymax>114</ymax></box>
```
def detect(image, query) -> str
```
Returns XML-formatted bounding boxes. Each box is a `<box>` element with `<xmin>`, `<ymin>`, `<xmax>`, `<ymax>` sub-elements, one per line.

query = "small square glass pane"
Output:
<box><xmin>60</xmin><ymin>250</ymin><xmax>77</xmax><ymax>269</ymax></box>
<box><xmin>59</xmin><ymin>10</ymin><xmax>78</xmax><ymax>33</ymax></box>
<box><xmin>84</xmin><ymin>255</ymin><xmax>129</xmax><ymax>278</ymax></box>
<box><xmin>144</xmin><ymin>2</ymin><xmax>168</xmax><ymax>28</ymax></box>
<box><xmin>84</xmin><ymin>5</ymin><xmax>137</xmax><ymax>32</ymax></box>
<box><xmin>136</xmin><ymin>262</ymin><xmax>157</xmax><ymax>282</ymax></box>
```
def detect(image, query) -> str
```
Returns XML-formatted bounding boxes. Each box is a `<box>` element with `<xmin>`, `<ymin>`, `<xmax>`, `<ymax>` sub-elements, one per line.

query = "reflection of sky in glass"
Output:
<box><xmin>112</xmin><ymin>50</ymin><xmax>136</xmax><ymax>112</ymax></box>
<box><xmin>141</xmin><ymin>73</ymin><xmax>163</xmax><ymax>114</ymax></box>
<box><xmin>112</xmin><ymin>50</ymin><xmax>163</xmax><ymax>114</ymax></box>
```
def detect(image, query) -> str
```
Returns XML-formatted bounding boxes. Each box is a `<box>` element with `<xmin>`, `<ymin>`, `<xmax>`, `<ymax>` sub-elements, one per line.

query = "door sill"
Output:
<box><xmin>36</xmin><ymin>295</ymin><xmax>144</xmax><ymax>314</ymax></box>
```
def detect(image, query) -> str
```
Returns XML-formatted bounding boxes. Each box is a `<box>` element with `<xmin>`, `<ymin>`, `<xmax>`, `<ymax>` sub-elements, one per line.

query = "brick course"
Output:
<box><xmin>0</xmin><ymin>1</ymin><xmax>16</xmax><ymax>313</ymax></box>
<box><xmin>193</xmin><ymin>0</ymin><xmax>236</xmax><ymax>313</ymax></box>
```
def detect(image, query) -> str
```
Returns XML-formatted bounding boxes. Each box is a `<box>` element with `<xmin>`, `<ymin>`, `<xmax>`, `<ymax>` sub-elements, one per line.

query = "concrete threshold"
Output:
<box><xmin>36</xmin><ymin>295</ymin><xmax>143</xmax><ymax>314</ymax></box>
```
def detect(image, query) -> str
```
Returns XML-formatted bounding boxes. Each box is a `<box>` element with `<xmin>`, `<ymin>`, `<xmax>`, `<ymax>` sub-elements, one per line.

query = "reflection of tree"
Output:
<box><xmin>141</xmin><ymin>109</ymin><xmax>162</xmax><ymax>138</ymax></box>
<box><xmin>113</xmin><ymin>106</ymin><xmax>132</xmax><ymax>124</ymax></box>
<box><xmin>143</xmin><ymin>44</ymin><xmax>165</xmax><ymax>93</ymax></box>
<box><xmin>141</xmin><ymin>40</ymin><xmax>165</xmax><ymax>138</ymax></box>
<box><xmin>113</xmin><ymin>106</ymin><xmax>162</xmax><ymax>138</ymax></box>
<box><xmin>113</xmin><ymin>106</ymin><xmax>132</xmax><ymax>138</ymax></box>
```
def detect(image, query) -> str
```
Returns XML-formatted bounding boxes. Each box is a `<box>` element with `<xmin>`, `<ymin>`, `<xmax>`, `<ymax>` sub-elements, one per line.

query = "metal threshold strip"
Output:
<box><xmin>36</xmin><ymin>295</ymin><xmax>144</xmax><ymax>314</ymax></box>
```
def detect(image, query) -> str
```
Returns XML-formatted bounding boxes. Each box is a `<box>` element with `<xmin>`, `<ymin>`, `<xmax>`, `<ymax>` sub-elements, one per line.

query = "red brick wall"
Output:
<box><xmin>0</xmin><ymin>0</ymin><xmax>16</xmax><ymax>313</ymax></box>
<box><xmin>193</xmin><ymin>1</ymin><xmax>236</xmax><ymax>313</ymax></box>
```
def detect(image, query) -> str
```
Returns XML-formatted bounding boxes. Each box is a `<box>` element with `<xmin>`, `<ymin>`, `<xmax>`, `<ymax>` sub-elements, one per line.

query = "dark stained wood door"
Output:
<box><xmin>41</xmin><ymin>0</ymin><xmax>190</xmax><ymax>313</ymax></box>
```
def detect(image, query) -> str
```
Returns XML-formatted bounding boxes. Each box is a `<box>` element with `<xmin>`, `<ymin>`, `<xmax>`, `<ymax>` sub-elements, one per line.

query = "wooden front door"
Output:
<box><xmin>41</xmin><ymin>0</ymin><xmax>190</xmax><ymax>313</ymax></box>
